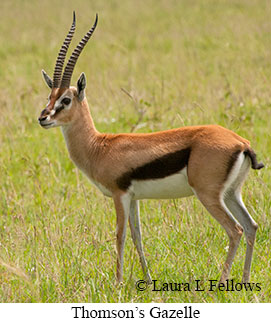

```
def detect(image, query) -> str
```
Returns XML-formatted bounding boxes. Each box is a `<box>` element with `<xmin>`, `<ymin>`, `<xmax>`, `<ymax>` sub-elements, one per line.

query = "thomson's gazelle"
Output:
<box><xmin>38</xmin><ymin>13</ymin><xmax>264</xmax><ymax>284</ymax></box>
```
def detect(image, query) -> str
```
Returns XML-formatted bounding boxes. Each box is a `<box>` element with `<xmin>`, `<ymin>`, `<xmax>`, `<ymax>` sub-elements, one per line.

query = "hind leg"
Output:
<box><xmin>194</xmin><ymin>189</ymin><xmax>243</xmax><ymax>283</ymax></box>
<box><xmin>188</xmin><ymin>148</ymin><xmax>257</xmax><ymax>282</ymax></box>
<box><xmin>224</xmin><ymin>188</ymin><xmax>258</xmax><ymax>282</ymax></box>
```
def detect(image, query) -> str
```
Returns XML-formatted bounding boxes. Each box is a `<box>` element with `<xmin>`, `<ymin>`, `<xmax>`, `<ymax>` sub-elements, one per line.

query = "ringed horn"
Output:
<box><xmin>60</xmin><ymin>13</ymin><xmax>98</xmax><ymax>88</ymax></box>
<box><xmin>53</xmin><ymin>11</ymin><xmax>76</xmax><ymax>88</ymax></box>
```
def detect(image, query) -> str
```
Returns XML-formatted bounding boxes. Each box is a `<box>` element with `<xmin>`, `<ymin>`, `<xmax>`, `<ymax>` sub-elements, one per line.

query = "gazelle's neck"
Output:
<box><xmin>61</xmin><ymin>99</ymin><xmax>100</xmax><ymax>173</ymax></box>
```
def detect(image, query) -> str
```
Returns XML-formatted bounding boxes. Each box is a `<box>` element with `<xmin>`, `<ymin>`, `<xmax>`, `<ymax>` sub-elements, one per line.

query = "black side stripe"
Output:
<box><xmin>116</xmin><ymin>148</ymin><xmax>191</xmax><ymax>190</ymax></box>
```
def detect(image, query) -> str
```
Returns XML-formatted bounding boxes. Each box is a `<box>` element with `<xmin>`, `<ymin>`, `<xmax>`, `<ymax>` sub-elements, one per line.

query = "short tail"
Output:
<box><xmin>244</xmin><ymin>148</ymin><xmax>264</xmax><ymax>170</ymax></box>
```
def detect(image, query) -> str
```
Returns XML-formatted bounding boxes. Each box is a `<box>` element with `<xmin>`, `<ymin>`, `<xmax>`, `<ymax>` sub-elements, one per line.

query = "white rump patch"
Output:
<box><xmin>220</xmin><ymin>151</ymin><xmax>250</xmax><ymax>220</ymax></box>
<box><xmin>222</xmin><ymin>152</ymin><xmax>249</xmax><ymax>196</ymax></box>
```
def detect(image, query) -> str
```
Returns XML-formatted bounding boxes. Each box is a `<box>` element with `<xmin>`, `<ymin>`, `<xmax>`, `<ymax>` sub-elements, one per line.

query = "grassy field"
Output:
<box><xmin>0</xmin><ymin>0</ymin><xmax>270</xmax><ymax>302</ymax></box>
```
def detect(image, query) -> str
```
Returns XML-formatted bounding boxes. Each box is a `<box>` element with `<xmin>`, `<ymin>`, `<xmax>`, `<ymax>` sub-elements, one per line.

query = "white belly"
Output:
<box><xmin>129</xmin><ymin>167</ymin><xmax>194</xmax><ymax>200</ymax></box>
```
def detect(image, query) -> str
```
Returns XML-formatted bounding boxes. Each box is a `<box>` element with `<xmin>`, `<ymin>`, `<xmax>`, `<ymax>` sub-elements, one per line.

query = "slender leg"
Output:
<box><xmin>224</xmin><ymin>189</ymin><xmax>258</xmax><ymax>282</ymax></box>
<box><xmin>195</xmin><ymin>191</ymin><xmax>243</xmax><ymax>283</ymax></box>
<box><xmin>113</xmin><ymin>193</ymin><xmax>131</xmax><ymax>283</ymax></box>
<box><xmin>129</xmin><ymin>200</ymin><xmax>152</xmax><ymax>283</ymax></box>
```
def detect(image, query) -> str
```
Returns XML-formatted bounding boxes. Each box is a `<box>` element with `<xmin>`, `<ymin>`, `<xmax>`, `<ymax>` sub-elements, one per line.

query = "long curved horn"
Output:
<box><xmin>60</xmin><ymin>14</ymin><xmax>98</xmax><ymax>88</ymax></box>
<box><xmin>53</xmin><ymin>11</ymin><xmax>76</xmax><ymax>88</ymax></box>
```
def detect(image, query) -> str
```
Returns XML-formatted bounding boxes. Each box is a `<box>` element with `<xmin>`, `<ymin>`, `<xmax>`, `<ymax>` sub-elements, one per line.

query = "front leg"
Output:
<box><xmin>113</xmin><ymin>192</ymin><xmax>131</xmax><ymax>283</ymax></box>
<box><xmin>129</xmin><ymin>200</ymin><xmax>152</xmax><ymax>284</ymax></box>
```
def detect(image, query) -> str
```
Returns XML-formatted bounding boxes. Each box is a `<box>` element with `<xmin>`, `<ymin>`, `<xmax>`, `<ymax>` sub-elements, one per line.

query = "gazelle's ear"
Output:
<box><xmin>77</xmin><ymin>72</ymin><xmax>86</xmax><ymax>102</ymax></box>
<box><xmin>41</xmin><ymin>70</ymin><xmax>53</xmax><ymax>89</ymax></box>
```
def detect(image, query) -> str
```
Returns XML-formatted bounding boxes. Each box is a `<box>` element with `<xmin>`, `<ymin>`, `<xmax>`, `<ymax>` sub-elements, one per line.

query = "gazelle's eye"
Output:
<box><xmin>62</xmin><ymin>98</ymin><xmax>71</xmax><ymax>105</ymax></box>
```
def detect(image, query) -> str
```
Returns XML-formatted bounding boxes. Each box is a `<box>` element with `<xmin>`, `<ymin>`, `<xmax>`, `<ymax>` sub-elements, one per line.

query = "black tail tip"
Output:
<box><xmin>244</xmin><ymin>148</ymin><xmax>264</xmax><ymax>170</ymax></box>
<box><xmin>253</xmin><ymin>162</ymin><xmax>264</xmax><ymax>170</ymax></box>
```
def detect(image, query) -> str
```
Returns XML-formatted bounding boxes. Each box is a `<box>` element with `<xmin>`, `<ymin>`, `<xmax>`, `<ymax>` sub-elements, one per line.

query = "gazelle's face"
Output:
<box><xmin>38</xmin><ymin>87</ymin><xmax>79</xmax><ymax>129</ymax></box>
<box><xmin>39</xmin><ymin>72</ymin><xmax>87</xmax><ymax>129</ymax></box>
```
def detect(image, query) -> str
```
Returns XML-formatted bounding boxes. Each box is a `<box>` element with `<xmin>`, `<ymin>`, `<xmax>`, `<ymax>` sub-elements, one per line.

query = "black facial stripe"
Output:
<box><xmin>55</xmin><ymin>105</ymin><xmax>64</xmax><ymax>114</ymax></box>
<box><xmin>116</xmin><ymin>148</ymin><xmax>191</xmax><ymax>190</ymax></box>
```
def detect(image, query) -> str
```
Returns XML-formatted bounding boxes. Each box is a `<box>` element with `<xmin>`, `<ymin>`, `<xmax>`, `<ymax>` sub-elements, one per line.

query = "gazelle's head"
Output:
<box><xmin>38</xmin><ymin>12</ymin><xmax>98</xmax><ymax>129</ymax></box>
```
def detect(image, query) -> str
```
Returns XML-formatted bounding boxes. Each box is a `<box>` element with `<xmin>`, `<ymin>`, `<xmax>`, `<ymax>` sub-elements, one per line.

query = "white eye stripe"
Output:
<box><xmin>50</xmin><ymin>110</ymin><xmax>56</xmax><ymax>116</ymax></box>
<box><xmin>54</xmin><ymin>90</ymin><xmax>72</xmax><ymax>109</ymax></box>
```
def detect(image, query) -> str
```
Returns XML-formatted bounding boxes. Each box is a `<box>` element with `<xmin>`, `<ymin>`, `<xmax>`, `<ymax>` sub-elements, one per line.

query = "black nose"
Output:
<box><xmin>38</xmin><ymin>108</ymin><xmax>50</xmax><ymax>123</ymax></box>
<box><xmin>38</xmin><ymin>108</ymin><xmax>49</xmax><ymax>123</ymax></box>
<box><xmin>38</xmin><ymin>115</ymin><xmax>47</xmax><ymax>123</ymax></box>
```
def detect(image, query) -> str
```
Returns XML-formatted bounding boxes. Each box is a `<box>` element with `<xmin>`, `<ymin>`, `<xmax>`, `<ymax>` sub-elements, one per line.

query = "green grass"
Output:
<box><xmin>0</xmin><ymin>0</ymin><xmax>270</xmax><ymax>302</ymax></box>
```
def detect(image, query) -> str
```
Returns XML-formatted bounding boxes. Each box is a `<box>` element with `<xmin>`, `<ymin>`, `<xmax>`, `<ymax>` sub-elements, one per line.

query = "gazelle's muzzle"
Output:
<box><xmin>38</xmin><ymin>108</ymin><xmax>54</xmax><ymax>128</ymax></box>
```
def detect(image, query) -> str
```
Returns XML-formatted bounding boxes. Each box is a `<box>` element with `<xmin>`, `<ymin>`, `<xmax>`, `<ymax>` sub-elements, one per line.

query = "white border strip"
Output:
<box><xmin>0</xmin><ymin>303</ymin><xmax>269</xmax><ymax>322</ymax></box>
